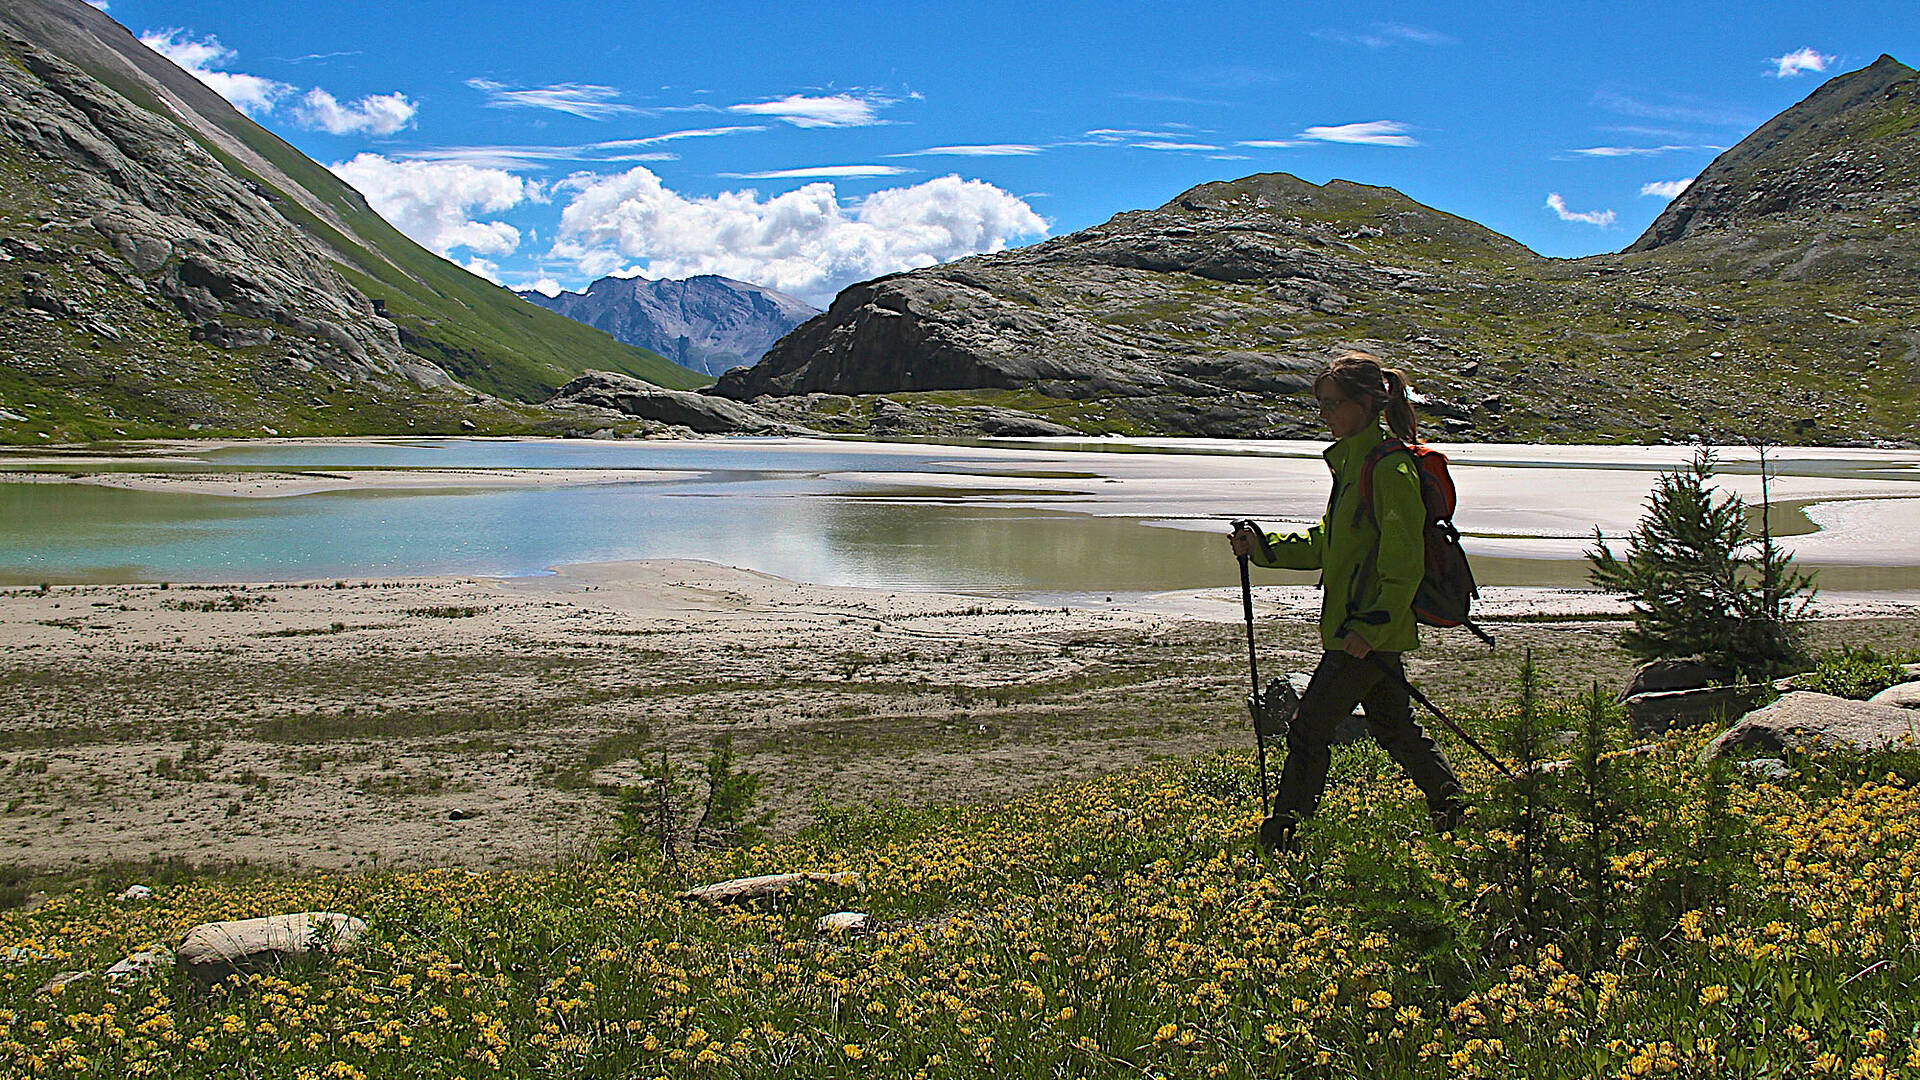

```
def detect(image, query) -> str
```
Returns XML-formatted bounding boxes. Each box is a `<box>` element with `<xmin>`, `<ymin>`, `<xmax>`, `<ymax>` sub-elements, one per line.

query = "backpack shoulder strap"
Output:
<box><xmin>1356</xmin><ymin>437</ymin><xmax>1412</xmax><ymax>507</ymax></box>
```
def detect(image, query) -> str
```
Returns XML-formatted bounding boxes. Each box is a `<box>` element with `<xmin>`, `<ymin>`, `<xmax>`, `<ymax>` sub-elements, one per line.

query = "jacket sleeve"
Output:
<box><xmin>1251</xmin><ymin>520</ymin><xmax>1325</xmax><ymax>571</ymax></box>
<box><xmin>1370</xmin><ymin>455</ymin><xmax>1426</xmax><ymax>618</ymax></box>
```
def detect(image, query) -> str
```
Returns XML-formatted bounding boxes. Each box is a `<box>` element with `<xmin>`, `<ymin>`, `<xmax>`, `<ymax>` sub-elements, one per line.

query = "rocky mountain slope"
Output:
<box><xmin>518</xmin><ymin>275</ymin><xmax>818</xmax><ymax>376</ymax></box>
<box><xmin>715</xmin><ymin>57</ymin><xmax>1920</xmax><ymax>446</ymax></box>
<box><xmin>0</xmin><ymin>0</ymin><xmax>697</xmax><ymax>443</ymax></box>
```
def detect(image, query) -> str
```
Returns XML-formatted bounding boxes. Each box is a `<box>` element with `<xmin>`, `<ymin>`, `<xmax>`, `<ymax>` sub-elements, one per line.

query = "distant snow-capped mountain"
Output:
<box><xmin>519</xmin><ymin>275</ymin><xmax>820</xmax><ymax>377</ymax></box>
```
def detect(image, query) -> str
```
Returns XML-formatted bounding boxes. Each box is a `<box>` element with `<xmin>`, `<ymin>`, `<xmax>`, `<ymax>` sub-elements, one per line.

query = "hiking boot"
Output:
<box><xmin>1428</xmin><ymin>799</ymin><xmax>1468</xmax><ymax>835</ymax></box>
<box><xmin>1259</xmin><ymin>812</ymin><xmax>1299</xmax><ymax>855</ymax></box>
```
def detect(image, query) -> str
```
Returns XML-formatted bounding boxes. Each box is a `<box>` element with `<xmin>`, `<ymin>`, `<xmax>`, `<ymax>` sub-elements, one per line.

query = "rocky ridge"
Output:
<box><xmin>520</xmin><ymin>275</ymin><xmax>819</xmax><ymax>377</ymax></box>
<box><xmin>714</xmin><ymin>58</ymin><xmax>1920</xmax><ymax>445</ymax></box>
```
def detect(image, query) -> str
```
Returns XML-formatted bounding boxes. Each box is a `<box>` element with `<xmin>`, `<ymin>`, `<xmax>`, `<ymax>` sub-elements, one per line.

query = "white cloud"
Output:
<box><xmin>140</xmin><ymin>29</ymin><xmax>292</xmax><ymax>116</ymax></box>
<box><xmin>1569</xmin><ymin>144</ymin><xmax>1694</xmax><ymax>157</ymax></box>
<box><xmin>1299</xmin><ymin>120</ymin><xmax>1418</xmax><ymax>147</ymax></box>
<box><xmin>1545</xmin><ymin>193</ymin><xmax>1616</xmax><ymax>227</ymax></box>
<box><xmin>466</xmin><ymin>79</ymin><xmax>635</xmax><ymax>119</ymax></box>
<box><xmin>721</xmin><ymin>165</ymin><xmax>913</xmax><ymax>179</ymax></box>
<box><xmin>549</xmin><ymin>167</ymin><xmax>1047</xmax><ymax>306</ymax></box>
<box><xmin>727</xmin><ymin>93</ymin><xmax>884</xmax><ymax>128</ymax></box>
<box><xmin>889</xmin><ymin>144</ymin><xmax>1042</xmax><ymax>157</ymax></box>
<box><xmin>293</xmin><ymin>88</ymin><xmax>416</xmax><ymax>136</ymax></box>
<box><xmin>85</xmin><ymin>1</ymin><xmax>110</xmax><ymax>9</ymax></box>
<box><xmin>1640</xmin><ymin>178</ymin><xmax>1694</xmax><ymax>199</ymax></box>
<box><xmin>1318</xmin><ymin>22</ymin><xmax>1454</xmax><ymax>48</ymax></box>
<box><xmin>330</xmin><ymin>153</ymin><xmax>542</xmax><ymax>258</ymax></box>
<box><xmin>1132</xmin><ymin>141</ymin><xmax>1222</xmax><ymax>151</ymax></box>
<box><xmin>1238</xmin><ymin>139</ymin><xmax>1307</xmax><ymax>149</ymax></box>
<box><xmin>597</xmin><ymin>126</ymin><xmax>764</xmax><ymax>147</ymax></box>
<box><xmin>1770</xmin><ymin>48</ymin><xmax>1835</xmax><ymax>78</ymax></box>
<box><xmin>526</xmin><ymin>278</ymin><xmax>566</xmax><ymax>298</ymax></box>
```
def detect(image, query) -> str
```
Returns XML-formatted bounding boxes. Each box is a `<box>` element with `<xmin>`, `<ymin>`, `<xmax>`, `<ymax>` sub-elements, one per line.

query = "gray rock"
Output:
<box><xmin>816</xmin><ymin>911</ymin><xmax>873</xmax><ymax>936</ymax></box>
<box><xmin>1625</xmin><ymin>684</ymin><xmax>1772</xmax><ymax>735</ymax></box>
<box><xmin>105</xmin><ymin>949</ymin><xmax>172</xmax><ymax>982</ymax></box>
<box><xmin>1868</xmin><ymin>681</ymin><xmax>1920</xmax><ymax>709</ymax></box>
<box><xmin>1700</xmin><ymin>691</ymin><xmax>1920</xmax><ymax>760</ymax></box>
<box><xmin>1618</xmin><ymin>658</ymin><xmax>1732</xmax><ymax>702</ymax></box>
<box><xmin>176</xmin><ymin>912</ymin><xmax>366</xmax><ymax>981</ymax></box>
<box><xmin>676</xmin><ymin>872</ymin><xmax>863</xmax><ymax>906</ymax></box>
<box><xmin>1735</xmin><ymin>758</ymin><xmax>1792</xmax><ymax>782</ymax></box>
<box><xmin>546</xmin><ymin>371</ymin><xmax>769</xmax><ymax>434</ymax></box>
<box><xmin>119</xmin><ymin>884</ymin><xmax>153</xmax><ymax>901</ymax></box>
<box><xmin>36</xmin><ymin>970</ymin><xmax>92</xmax><ymax>995</ymax></box>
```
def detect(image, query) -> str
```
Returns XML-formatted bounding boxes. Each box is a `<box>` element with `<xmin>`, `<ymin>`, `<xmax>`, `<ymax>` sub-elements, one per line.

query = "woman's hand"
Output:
<box><xmin>1229</xmin><ymin>526</ymin><xmax>1256</xmax><ymax>558</ymax></box>
<box><xmin>1341</xmin><ymin>631</ymin><xmax>1373</xmax><ymax>659</ymax></box>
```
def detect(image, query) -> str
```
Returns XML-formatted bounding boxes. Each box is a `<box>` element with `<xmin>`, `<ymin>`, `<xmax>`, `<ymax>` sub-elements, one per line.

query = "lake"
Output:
<box><xmin>5</xmin><ymin>436</ymin><xmax>1920</xmax><ymax>597</ymax></box>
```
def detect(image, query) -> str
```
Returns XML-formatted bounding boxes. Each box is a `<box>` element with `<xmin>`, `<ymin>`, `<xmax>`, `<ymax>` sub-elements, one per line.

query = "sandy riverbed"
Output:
<box><xmin>4</xmin><ymin>558</ymin><xmax>1915</xmax><ymax>876</ymax></box>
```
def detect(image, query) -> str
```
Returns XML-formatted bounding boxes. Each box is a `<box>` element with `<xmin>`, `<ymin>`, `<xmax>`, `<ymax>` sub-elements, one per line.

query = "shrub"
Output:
<box><xmin>1587</xmin><ymin>448</ymin><xmax>1814</xmax><ymax>680</ymax></box>
<box><xmin>1800</xmin><ymin>644</ymin><xmax>1915</xmax><ymax>700</ymax></box>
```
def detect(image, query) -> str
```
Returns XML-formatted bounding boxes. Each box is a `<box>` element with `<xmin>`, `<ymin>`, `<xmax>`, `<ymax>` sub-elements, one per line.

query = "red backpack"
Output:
<box><xmin>1357</xmin><ymin>439</ymin><xmax>1494</xmax><ymax>648</ymax></box>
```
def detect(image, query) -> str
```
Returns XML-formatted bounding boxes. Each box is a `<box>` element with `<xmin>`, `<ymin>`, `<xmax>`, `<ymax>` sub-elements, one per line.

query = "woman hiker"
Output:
<box><xmin>1229</xmin><ymin>350</ymin><xmax>1467</xmax><ymax>854</ymax></box>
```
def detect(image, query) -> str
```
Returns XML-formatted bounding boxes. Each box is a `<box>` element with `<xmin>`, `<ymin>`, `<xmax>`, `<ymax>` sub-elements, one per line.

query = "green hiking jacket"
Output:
<box><xmin>1250</xmin><ymin>422</ymin><xmax>1425</xmax><ymax>653</ymax></box>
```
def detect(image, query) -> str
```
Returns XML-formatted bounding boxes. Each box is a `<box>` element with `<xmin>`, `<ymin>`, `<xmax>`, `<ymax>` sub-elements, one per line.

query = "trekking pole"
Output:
<box><xmin>1370</xmin><ymin>656</ymin><xmax>1516</xmax><ymax>781</ymax></box>
<box><xmin>1231</xmin><ymin>520</ymin><xmax>1272</xmax><ymax>817</ymax></box>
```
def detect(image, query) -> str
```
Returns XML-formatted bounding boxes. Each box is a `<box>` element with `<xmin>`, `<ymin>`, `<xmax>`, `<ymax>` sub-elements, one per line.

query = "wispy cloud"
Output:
<box><xmin>598</xmin><ymin>126</ymin><xmax>764</xmax><ymax>146</ymax></box>
<box><xmin>720</xmin><ymin>165</ymin><xmax>913</xmax><ymax>179</ymax></box>
<box><xmin>1299</xmin><ymin>120</ymin><xmax>1418</xmax><ymax>147</ymax></box>
<box><xmin>1545</xmin><ymin>193</ymin><xmax>1615</xmax><ymax>227</ymax></box>
<box><xmin>1593</xmin><ymin>89</ymin><xmax>1752</xmax><ymax>129</ymax></box>
<box><xmin>1316</xmin><ymin>22</ymin><xmax>1454</xmax><ymax>48</ymax></box>
<box><xmin>1238</xmin><ymin>138</ymin><xmax>1307</xmax><ymax>149</ymax></box>
<box><xmin>1769</xmin><ymin>47</ymin><xmax>1836</xmax><ymax>78</ymax></box>
<box><xmin>887</xmin><ymin>144</ymin><xmax>1042</xmax><ymax>157</ymax></box>
<box><xmin>727</xmin><ymin>93</ymin><xmax>886</xmax><ymax>128</ymax></box>
<box><xmin>466</xmin><ymin>79</ymin><xmax>635</xmax><ymax>119</ymax></box>
<box><xmin>1640</xmin><ymin>178</ymin><xmax>1694</xmax><ymax>198</ymax></box>
<box><xmin>293</xmin><ymin>88</ymin><xmax>415</xmax><ymax>136</ymax></box>
<box><xmin>1567</xmin><ymin>144</ymin><xmax>1697</xmax><ymax>157</ymax></box>
<box><xmin>1132</xmin><ymin>141</ymin><xmax>1223</xmax><ymax>152</ymax></box>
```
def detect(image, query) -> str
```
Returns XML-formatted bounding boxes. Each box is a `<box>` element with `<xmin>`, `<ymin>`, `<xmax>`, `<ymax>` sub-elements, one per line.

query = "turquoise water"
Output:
<box><xmin>6</xmin><ymin>438</ymin><xmax>1920</xmax><ymax>594</ymax></box>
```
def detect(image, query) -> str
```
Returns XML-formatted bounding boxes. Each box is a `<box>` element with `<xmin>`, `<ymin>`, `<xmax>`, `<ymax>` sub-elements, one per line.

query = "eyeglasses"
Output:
<box><xmin>1315</xmin><ymin>395</ymin><xmax>1352</xmax><ymax>413</ymax></box>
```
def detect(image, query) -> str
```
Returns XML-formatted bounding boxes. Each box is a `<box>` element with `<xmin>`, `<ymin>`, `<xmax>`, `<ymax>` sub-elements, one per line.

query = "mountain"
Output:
<box><xmin>518</xmin><ymin>275</ymin><xmax>818</xmax><ymax>377</ymax></box>
<box><xmin>715</xmin><ymin>57</ymin><xmax>1920</xmax><ymax>446</ymax></box>
<box><xmin>0</xmin><ymin>0</ymin><xmax>699</xmax><ymax>443</ymax></box>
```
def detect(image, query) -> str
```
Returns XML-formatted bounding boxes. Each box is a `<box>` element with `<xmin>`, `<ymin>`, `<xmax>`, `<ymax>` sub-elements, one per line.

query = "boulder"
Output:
<box><xmin>176</xmin><ymin>912</ymin><xmax>366</xmax><ymax>981</ymax></box>
<box><xmin>36</xmin><ymin>970</ymin><xmax>92</xmax><ymax>995</ymax></box>
<box><xmin>676</xmin><ymin>872</ymin><xmax>863</xmax><ymax>907</ymax></box>
<box><xmin>1869</xmin><ymin>681</ymin><xmax>1920</xmax><ymax>709</ymax></box>
<box><xmin>816</xmin><ymin>911</ymin><xmax>873</xmax><ymax>936</ymax></box>
<box><xmin>119</xmin><ymin>884</ymin><xmax>153</xmax><ymax>901</ymax></box>
<box><xmin>1618</xmin><ymin>658</ymin><xmax>1732</xmax><ymax>702</ymax></box>
<box><xmin>1625</xmin><ymin>684</ymin><xmax>1772</xmax><ymax>735</ymax></box>
<box><xmin>1700</xmin><ymin>692</ymin><xmax>1920</xmax><ymax>761</ymax></box>
<box><xmin>547</xmin><ymin>371</ymin><xmax>768</xmax><ymax>433</ymax></box>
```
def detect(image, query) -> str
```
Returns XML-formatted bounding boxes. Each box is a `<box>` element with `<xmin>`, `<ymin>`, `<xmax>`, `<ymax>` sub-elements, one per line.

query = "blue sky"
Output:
<box><xmin>98</xmin><ymin>0</ymin><xmax>1915</xmax><ymax>307</ymax></box>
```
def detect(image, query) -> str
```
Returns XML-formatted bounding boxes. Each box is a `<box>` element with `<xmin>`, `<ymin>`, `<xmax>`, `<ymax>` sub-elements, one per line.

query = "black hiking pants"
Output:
<box><xmin>1268</xmin><ymin>650</ymin><xmax>1464</xmax><ymax>828</ymax></box>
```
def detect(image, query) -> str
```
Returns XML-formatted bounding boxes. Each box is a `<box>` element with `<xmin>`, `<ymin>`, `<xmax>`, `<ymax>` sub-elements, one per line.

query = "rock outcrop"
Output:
<box><xmin>546</xmin><ymin>371</ymin><xmax>771</xmax><ymax>433</ymax></box>
<box><xmin>1700</xmin><ymin>692</ymin><xmax>1920</xmax><ymax>760</ymax></box>
<box><xmin>520</xmin><ymin>275</ymin><xmax>818</xmax><ymax>376</ymax></box>
<box><xmin>676</xmin><ymin>872</ymin><xmax>863</xmax><ymax>906</ymax></box>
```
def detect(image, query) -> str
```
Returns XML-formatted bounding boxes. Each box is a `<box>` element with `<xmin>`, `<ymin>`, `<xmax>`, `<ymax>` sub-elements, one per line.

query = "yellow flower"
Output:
<box><xmin>843</xmin><ymin>1044</ymin><xmax>864</xmax><ymax>1060</ymax></box>
<box><xmin>1367</xmin><ymin>990</ymin><xmax>1393</xmax><ymax>1010</ymax></box>
<box><xmin>1698</xmin><ymin>985</ymin><xmax>1729</xmax><ymax>1006</ymax></box>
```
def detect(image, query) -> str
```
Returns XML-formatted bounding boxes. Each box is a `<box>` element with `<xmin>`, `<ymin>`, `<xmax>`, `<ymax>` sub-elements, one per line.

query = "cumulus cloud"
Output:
<box><xmin>727</xmin><ymin>93</ymin><xmax>885</xmax><ymax>128</ymax></box>
<box><xmin>1545</xmin><ymin>193</ymin><xmax>1616</xmax><ymax>227</ymax></box>
<box><xmin>889</xmin><ymin>144</ymin><xmax>1042</xmax><ymax>157</ymax></box>
<box><xmin>140</xmin><ymin>29</ymin><xmax>292</xmax><ymax>116</ymax></box>
<box><xmin>548</xmin><ymin>167</ymin><xmax>1046</xmax><ymax>305</ymax></box>
<box><xmin>1640</xmin><ymin>178</ymin><xmax>1694</xmax><ymax>199</ymax></box>
<box><xmin>465</xmin><ymin>79</ymin><xmax>635</xmax><ymax>119</ymax></box>
<box><xmin>721</xmin><ymin>165</ymin><xmax>914</xmax><ymax>179</ymax></box>
<box><xmin>330</xmin><ymin>153</ymin><xmax>543</xmax><ymax>258</ymax></box>
<box><xmin>292</xmin><ymin>88</ymin><xmax>416</xmax><ymax>136</ymax></box>
<box><xmin>1299</xmin><ymin>120</ymin><xmax>1418</xmax><ymax>147</ymax></box>
<box><xmin>1770</xmin><ymin>48</ymin><xmax>1835</xmax><ymax>78</ymax></box>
